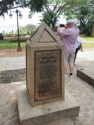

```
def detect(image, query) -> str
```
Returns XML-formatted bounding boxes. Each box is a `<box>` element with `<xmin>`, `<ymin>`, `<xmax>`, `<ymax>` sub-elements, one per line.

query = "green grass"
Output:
<box><xmin>82</xmin><ymin>43</ymin><xmax>94</xmax><ymax>48</ymax></box>
<box><xmin>81</xmin><ymin>36</ymin><xmax>94</xmax><ymax>42</ymax></box>
<box><xmin>0</xmin><ymin>40</ymin><xmax>26</xmax><ymax>49</ymax></box>
<box><xmin>0</xmin><ymin>37</ymin><xmax>94</xmax><ymax>49</ymax></box>
<box><xmin>81</xmin><ymin>35</ymin><xmax>94</xmax><ymax>48</ymax></box>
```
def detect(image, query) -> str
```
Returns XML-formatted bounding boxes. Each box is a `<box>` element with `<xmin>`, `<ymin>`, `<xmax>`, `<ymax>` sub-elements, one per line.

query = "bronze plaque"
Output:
<box><xmin>34</xmin><ymin>49</ymin><xmax>62</xmax><ymax>102</ymax></box>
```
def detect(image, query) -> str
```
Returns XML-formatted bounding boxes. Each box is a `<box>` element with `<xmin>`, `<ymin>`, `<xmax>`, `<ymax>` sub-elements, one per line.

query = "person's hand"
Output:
<box><xmin>64</xmin><ymin>25</ymin><xmax>68</xmax><ymax>29</ymax></box>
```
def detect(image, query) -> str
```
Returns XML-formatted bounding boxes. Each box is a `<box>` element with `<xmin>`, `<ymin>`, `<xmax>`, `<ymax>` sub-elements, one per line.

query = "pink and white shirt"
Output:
<box><xmin>59</xmin><ymin>27</ymin><xmax>79</xmax><ymax>54</ymax></box>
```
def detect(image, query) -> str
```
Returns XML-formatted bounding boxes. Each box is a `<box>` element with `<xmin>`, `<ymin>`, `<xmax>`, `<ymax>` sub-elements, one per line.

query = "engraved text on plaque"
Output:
<box><xmin>34</xmin><ymin>49</ymin><xmax>62</xmax><ymax>101</ymax></box>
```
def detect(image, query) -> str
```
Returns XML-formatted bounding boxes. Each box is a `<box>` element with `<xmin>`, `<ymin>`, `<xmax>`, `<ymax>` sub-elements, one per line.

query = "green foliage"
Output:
<box><xmin>40</xmin><ymin>0</ymin><xmax>87</xmax><ymax>30</ymax></box>
<box><xmin>19</xmin><ymin>24</ymin><xmax>36</xmax><ymax>35</ymax></box>
<box><xmin>0</xmin><ymin>0</ymin><xmax>15</xmax><ymax>16</ymax></box>
<box><xmin>41</xmin><ymin>11</ymin><xmax>58</xmax><ymax>30</ymax></box>
<box><xmin>76</xmin><ymin>4</ymin><xmax>94</xmax><ymax>35</ymax></box>
<box><xmin>40</xmin><ymin>0</ymin><xmax>66</xmax><ymax>30</ymax></box>
<box><xmin>65</xmin><ymin>0</ymin><xmax>94</xmax><ymax>36</ymax></box>
<box><xmin>29</xmin><ymin>0</ymin><xmax>48</xmax><ymax>12</ymax></box>
<box><xmin>28</xmin><ymin>0</ymin><xmax>91</xmax><ymax>31</ymax></box>
<box><xmin>0</xmin><ymin>0</ymin><xmax>47</xmax><ymax>16</ymax></box>
<box><xmin>82</xmin><ymin>43</ymin><xmax>94</xmax><ymax>48</ymax></box>
<box><xmin>1</xmin><ymin>0</ymin><xmax>94</xmax><ymax>36</ymax></box>
<box><xmin>81</xmin><ymin>36</ymin><xmax>94</xmax><ymax>42</ymax></box>
<box><xmin>0</xmin><ymin>37</ymin><xmax>94</xmax><ymax>49</ymax></box>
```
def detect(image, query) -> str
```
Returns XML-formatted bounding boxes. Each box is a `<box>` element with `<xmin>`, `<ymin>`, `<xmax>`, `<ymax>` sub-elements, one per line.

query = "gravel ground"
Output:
<box><xmin>0</xmin><ymin>70</ymin><xmax>94</xmax><ymax>125</ymax></box>
<box><xmin>0</xmin><ymin>48</ymin><xmax>25</xmax><ymax>57</ymax></box>
<box><xmin>0</xmin><ymin>68</ymin><xmax>26</xmax><ymax>83</ymax></box>
<box><xmin>0</xmin><ymin>48</ymin><xmax>94</xmax><ymax>84</ymax></box>
<box><xmin>0</xmin><ymin>48</ymin><xmax>94</xmax><ymax>125</ymax></box>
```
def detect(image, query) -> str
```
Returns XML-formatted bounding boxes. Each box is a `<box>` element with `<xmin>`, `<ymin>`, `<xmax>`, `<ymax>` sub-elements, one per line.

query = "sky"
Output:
<box><xmin>0</xmin><ymin>8</ymin><xmax>66</xmax><ymax>33</ymax></box>
<box><xmin>0</xmin><ymin>8</ymin><xmax>42</xmax><ymax>32</ymax></box>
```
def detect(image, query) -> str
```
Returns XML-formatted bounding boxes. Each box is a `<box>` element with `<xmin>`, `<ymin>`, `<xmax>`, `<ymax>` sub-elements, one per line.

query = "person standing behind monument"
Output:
<box><xmin>74</xmin><ymin>36</ymin><xmax>83</xmax><ymax>64</ymax></box>
<box><xmin>57</xmin><ymin>19</ymin><xmax>79</xmax><ymax>78</ymax></box>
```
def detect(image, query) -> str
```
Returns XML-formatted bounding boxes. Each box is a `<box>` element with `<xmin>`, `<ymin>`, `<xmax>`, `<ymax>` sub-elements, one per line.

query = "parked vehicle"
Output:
<box><xmin>0</xmin><ymin>33</ymin><xmax>4</xmax><ymax>40</ymax></box>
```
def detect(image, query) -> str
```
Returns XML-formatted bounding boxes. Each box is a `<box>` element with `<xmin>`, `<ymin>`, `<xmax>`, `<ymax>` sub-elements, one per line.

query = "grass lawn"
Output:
<box><xmin>82</xmin><ymin>43</ymin><xmax>94</xmax><ymax>48</ymax></box>
<box><xmin>81</xmin><ymin>35</ymin><xmax>94</xmax><ymax>48</ymax></box>
<box><xmin>0</xmin><ymin>37</ymin><xmax>94</xmax><ymax>49</ymax></box>
<box><xmin>81</xmin><ymin>35</ymin><xmax>94</xmax><ymax>42</ymax></box>
<box><xmin>0</xmin><ymin>40</ymin><xmax>26</xmax><ymax>49</ymax></box>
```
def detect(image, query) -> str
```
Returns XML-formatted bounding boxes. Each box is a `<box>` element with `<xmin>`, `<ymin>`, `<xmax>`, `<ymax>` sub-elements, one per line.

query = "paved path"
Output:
<box><xmin>0</xmin><ymin>72</ymin><xmax>94</xmax><ymax>125</ymax></box>
<box><xmin>82</xmin><ymin>38</ymin><xmax>94</xmax><ymax>44</ymax></box>
<box><xmin>75</xmin><ymin>49</ymin><xmax>94</xmax><ymax>79</ymax></box>
<box><xmin>0</xmin><ymin>49</ymin><xmax>94</xmax><ymax>125</ymax></box>
<box><xmin>76</xmin><ymin>48</ymin><xmax>94</xmax><ymax>62</ymax></box>
<box><xmin>0</xmin><ymin>56</ymin><xmax>25</xmax><ymax>71</ymax></box>
<box><xmin>0</xmin><ymin>49</ymin><xmax>94</xmax><ymax>71</ymax></box>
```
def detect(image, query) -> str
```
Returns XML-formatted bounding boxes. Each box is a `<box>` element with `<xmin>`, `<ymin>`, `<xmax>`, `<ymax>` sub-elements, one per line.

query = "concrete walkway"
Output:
<box><xmin>75</xmin><ymin>49</ymin><xmax>94</xmax><ymax>81</ymax></box>
<box><xmin>82</xmin><ymin>38</ymin><xmax>94</xmax><ymax>44</ymax></box>
<box><xmin>0</xmin><ymin>56</ymin><xmax>25</xmax><ymax>71</ymax></box>
<box><xmin>76</xmin><ymin>48</ymin><xmax>94</xmax><ymax>62</ymax></box>
<box><xmin>0</xmin><ymin>49</ymin><xmax>94</xmax><ymax>71</ymax></box>
<box><xmin>0</xmin><ymin>49</ymin><xmax>94</xmax><ymax>125</ymax></box>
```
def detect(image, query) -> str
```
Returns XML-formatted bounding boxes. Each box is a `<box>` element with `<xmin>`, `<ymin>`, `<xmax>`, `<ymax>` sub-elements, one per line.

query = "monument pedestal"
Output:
<box><xmin>26</xmin><ymin>22</ymin><xmax>65</xmax><ymax>106</ymax></box>
<box><xmin>17</xmin><ymin>84</ymin><xmax>80</xmax><ymax>125</ymax></box>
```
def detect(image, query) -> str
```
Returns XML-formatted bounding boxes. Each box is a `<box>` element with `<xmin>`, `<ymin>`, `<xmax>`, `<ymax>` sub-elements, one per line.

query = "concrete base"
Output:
<box><xmin>40</xmin><ymin>118</ymin><xmax>74</xmax><ymax>125</ymax></box>
<box><xmin>17</xmin><ymin>85</ymin><xmax>80</xmax><ymax>125</ymax></box>
<box><xmin>17</xmin><ymin>46</ymin><xmax>22</xmax><ymax>52</ymax></box>
<box><xmin>77</xmin><ymin>69</ymin><xmax>94</xmax><ymax>87</ymax></box>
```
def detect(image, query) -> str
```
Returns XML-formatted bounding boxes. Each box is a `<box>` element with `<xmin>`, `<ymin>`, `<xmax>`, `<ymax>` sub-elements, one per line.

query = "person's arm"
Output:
<box><xmin>57</xmin><ymin>26</ymin><xmax>72</xmax><ymax>37</ymax></box>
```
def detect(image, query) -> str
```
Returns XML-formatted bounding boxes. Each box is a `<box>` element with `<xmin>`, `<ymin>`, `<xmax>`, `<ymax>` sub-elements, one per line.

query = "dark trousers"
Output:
<box><xmin>74</xmin><ymin>48</ymin><xmax>79</xmax><ymax>63</ymax></box>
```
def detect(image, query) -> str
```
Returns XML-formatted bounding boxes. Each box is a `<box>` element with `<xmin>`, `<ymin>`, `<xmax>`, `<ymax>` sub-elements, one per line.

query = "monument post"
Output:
<box><xmin>17</xmin><ymin>22</ymin><xmax>80</xmax><ymax>125</ymax></box>
<box><xmin>26</xmin><ymin>22</ymin><xmax>65</xmax><ymax>106</ymax></box>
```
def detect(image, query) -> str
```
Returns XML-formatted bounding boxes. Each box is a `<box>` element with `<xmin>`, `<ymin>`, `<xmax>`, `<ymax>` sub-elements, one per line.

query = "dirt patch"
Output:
<box><xmin>0</xmin><ymin>48</ymin><xmax>26</xmax><ymax>57</ymax></box>
<box><xmin>0</xmin><ymin>68</ymin><xmax>26</xmax><ymax>83</ymax></box>
<box><xmin>0</xmin><ymin>48</ymin><xmax>26</xmax><ymax>83</ymax></box>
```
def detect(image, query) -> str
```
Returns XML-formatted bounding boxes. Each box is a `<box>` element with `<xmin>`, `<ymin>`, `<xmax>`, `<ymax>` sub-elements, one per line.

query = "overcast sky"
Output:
<box><xmin>0</xmin><ymin>8</ymin><xmax>66</xmax><ymax>32</ymax></box>
<box><xmin>0</xmin><ymin>8</ymin><xmax>42</xmax><ymax>32</ymax></box>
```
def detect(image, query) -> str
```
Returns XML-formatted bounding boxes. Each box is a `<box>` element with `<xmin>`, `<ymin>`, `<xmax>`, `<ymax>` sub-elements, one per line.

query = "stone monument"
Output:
<box><xmin>17</xmin><ymin>22</ymin><xmax>80</xmax><ymax>125</ymax></box>
<box><xmin>26</xmin><ymin>22</ymin><xmax>65</xmax><ymax>106</ymax></box>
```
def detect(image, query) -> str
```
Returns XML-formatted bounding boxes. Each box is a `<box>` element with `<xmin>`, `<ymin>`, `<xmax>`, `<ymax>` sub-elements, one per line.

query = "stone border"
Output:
<box><xmin>17</xmin><ymin>84</ymin><xmax>80</xmax><ymax>125</ymax></box>
<box><xmin>77</xmin><ymin>69</ymin><xmax>94</xmax><ymax>87</ymax></box>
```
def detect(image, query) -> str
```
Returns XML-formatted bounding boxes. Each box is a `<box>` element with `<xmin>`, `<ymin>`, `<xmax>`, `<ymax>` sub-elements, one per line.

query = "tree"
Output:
<box><xmin>19</xmin><ymin>24</ymin><xmax>36</xmax><ymax>35</ymax></box>
<box><xmin>65</xmin><ymin>0</ymin><xmax>94</xmax><ymax>36</ymax></box>
<box><xmin>0</xmin><ymin>0</ymin><xmax>15</xmax><ymax>16</ymax></box>
<box><xmin>30</xmin><ymin>0</ymin><xmax>86</xmax><ymax>30</ymax></box>
<box><xmin>0</xmin><ymin>0</ymin><xmax>47</xmax><ymax>16</ymax></box>
<box><xmin>28</xmin><ymin>0</ymin><xmax>48</xmax><ymax>12</ymax></box>
<box><xmin>41</xmin><ymin>0</ymin><xmax>66</xmax><ymax>29</ymax></box>
<box><xmin>1</xmin><ymin>0</ymin><xmax>94</xmax><ymax>35</ymax></box>
<box><xmin>78</xmin><ymin>6</ymin><xmax>94</xmax><ymax>35</ymax></box>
